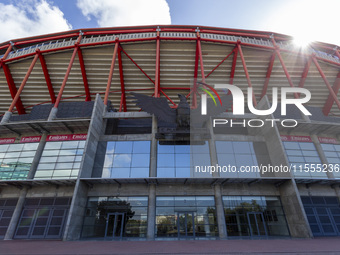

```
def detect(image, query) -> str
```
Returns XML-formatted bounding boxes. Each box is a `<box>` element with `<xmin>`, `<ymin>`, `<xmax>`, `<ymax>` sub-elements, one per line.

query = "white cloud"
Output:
<box><xmin>0</xmin><ymin>0</ymin><xmax>72</xmax><ymax>43</ymax></box>
<box><xmin>76</xmin><ymin>0</ymin><xmax>171</xmax><ymax>27</ymax></box>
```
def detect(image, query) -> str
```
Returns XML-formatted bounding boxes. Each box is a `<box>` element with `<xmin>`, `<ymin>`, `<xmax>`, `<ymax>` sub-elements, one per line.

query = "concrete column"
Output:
<box><xmin>47</xmin><ymin>107</ymin><xmax>58</xmax><ymax>121</ymax></box>
<box><xmin>150</xmin><ymin>115</ymin><xmax>157</xmax><ymax>177</ymax></box>
<box><xmin>214</xmin><ymin>184</ymin><xmax>227</xmax><ymax>239</ymax></box>
<box><xmin>207</xmin><ymin>117</ymin><xmax>219</xmax><ymax>178</ymax></box>
<box><xmin>0</xmin><ymin>111</ymin><xmax>12</xmax><ymax>124</ymax></box>
<box><xmin>311</xmin><ymin>135</ymin><xmax>335</xmax><ymax>179</ymax></box>
<box><xmin>27</xmin><ymin>133</ymin><xmax>48</xmax><ymax>179</ymax></box>
<box><xmin>279</xmin><ymin>180</ymin><xmax>313</xmax><ymax>238</ymax></box>
<box><xmin>147</xmin><ymin>184</ymin><xmax>156</xmax><ymax>240</ymax></box>
<box><xmin>62</xmin><ymin>181</ymin><xmax>89</xmax><ymax>240</ymax></box>
<box><xmin>63</xmin><ymin>94</ymin><xmax>105</xmax><ymax>240</ymax></box>
<box><xmin>4</xmin><ymin>187</ymin><xmax>28</xmax><ymax>240</ymax></box>
<box><xmin>255</xmin><ymin>96</ymin><xmax>312</xmax><ymax>238</ymax></box>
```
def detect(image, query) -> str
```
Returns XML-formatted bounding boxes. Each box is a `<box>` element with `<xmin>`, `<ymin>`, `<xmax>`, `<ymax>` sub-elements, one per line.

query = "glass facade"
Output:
<box><xmin>100</xmin><ymin>141</ymin><xmax>150</xmax><ymax>178</ymax></box>
<box><xmin>157</xmin><ymin>142</ymin><xmax>211</xmax><ymax>178</ymax></box>
<box><xmin>321</xmin><ymin>143</ymin><xmax>340</xmax><ymax>178</ymax></box>
<box><xmin>0</xmin><ymin>199</ymin><xmax>18</xmax><ymax>238</ymax></box>
<box><xmin>0</xmin><ymin>143</ymin><xmax>39</xmax><ymax>180</ymax></box>
<box><xmin>35</xmin><ymin>141</ymin><xmax>85</xmax><ymax>179</ymax></box>
<box><xmin>283</xmin><ymin>141</ymin><xmax>326</xmax><ymax>178</ymax></box>
<box><xmin>156</xmin><ymin>196</ymin><xmax>218</xmax><ymax>238</ymax></box>
<box><xmin>302</xmin><ymin>196</ymin><xmax>340</xmax><ymax>237</ymax></box>
<box><xmin>216</xmin><ymin>141</ymin><xmax>259</xmax><ymax>178</ymax></box>
<box><xmin>81</xmin><ymin>196</ymin><xmax>148</xmax><ymax>239</ymax></box>
<box><xmin>223</xmin><ymin>196</ymin><xmax>290</xmax><ymax>238</ymax></box>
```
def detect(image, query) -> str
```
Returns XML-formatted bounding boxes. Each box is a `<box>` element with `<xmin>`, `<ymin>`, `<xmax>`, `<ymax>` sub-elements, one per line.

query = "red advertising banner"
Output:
<box><xmin>318</xmin><ymin>137</ymin><xmax>339</xmax><ymax>144</ymax></box>
<box><xmin>46</xmin><ymin>134</ymin><xmax>87</xmax><ymax>142</ymax></box>
<box><xmin>20</xmin><ymin>136</ymin><xmax>41</xmax><ymax>143</ymax></box>
<box><xmin>280</xmin><ymin>135</ymin><xmax>312</xmax><ymax>142</ymax></box>
<box><xmin>0</xmin><ymin>137</ymin><xmax>16</xmax><ymax>144</ymax></box>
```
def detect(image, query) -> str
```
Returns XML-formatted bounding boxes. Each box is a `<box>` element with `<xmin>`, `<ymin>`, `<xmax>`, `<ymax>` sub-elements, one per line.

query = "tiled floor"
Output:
<box><xmin>1</xmin><ymin>238</ymin><xmax>340</xmax><ymax>255</ymax></box>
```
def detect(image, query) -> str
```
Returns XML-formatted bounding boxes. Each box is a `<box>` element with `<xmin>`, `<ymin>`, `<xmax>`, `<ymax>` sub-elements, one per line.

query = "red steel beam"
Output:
<box><xmin>160</xmin><ymin>90</ymin><xmax>177</xmax><ymax>106</ymax></box>
<box><xmin>192</xmin><ymin>38</ymin><xmax>200</xmax><ymax>108</ymax></box>
<box><xmin>0</xmin><ymin>44</ymin><xmax>12</xmax><ymax>69</ymax></box>
<box><xmin>117</xmin><ymin>48</ymin><xmax>126</xmax><ymax>112</ymax></box>
<box><xmin>261</xmin><ymin>52</ymin><xmax>276</xmax><ymax>98</ymax></box>
<box><xmin>38</xmin><ymin>52</ymin><xmax>56</xmax><ymax>103</ymax></box>
<box><xmin>53</xmin><ymin>34</ymin><xmax>82</xmax><ymax>108</ymax></box>
<box><xmin>2</xmin><ymin>63</ymin><xmax>26</xmax><ymax>114</ymax></box>
<box><xmin>8</xmin><ymin>52</ymin><xmax>39</xmax><ymax>112</ymax></box>
<box><xmin>311</xmin><ymin>56</ymin><xmax>340</xmax><ymax>113</ymax></box>
<box><xmin>230</xmin><ymin>47</ymin><xmax>238</xmax><ymax>84</ymax></box>
<box><xmin>298</xmin><ymin>57</ymin><xmax>312</xmax><ymax>89</ymax></box>
<box><xmin>237</xmin><ymin>41</ymin><xmax>257</xmax><ymax>106</ymax></box>
<box><xmin>206</xmin><ymin>48</ymin><xmax>235</xmax><ymax>79</ymax></box>
<box><xmin>77</xmin><ymin>48</ymin><xmax>91</xmax><ymax>101</ymax></box>
<box><xmin>104</xmin><ymin>40</ymin><xmax>119</xmax><ymax>106</ymax></box>
<box><xmin>197</xmin><ymin>34</ymin><xmax>205</xmax><ymax>83</ymax></box>
<box><xmin>154</xmin><ymin>30</ymin><xmax>161</xmax><ymax>98</ymax></box>
<box><xmin>120</xmin><ymin>47</ymin><xmax>155</xmax><ymax>85</ymax></box>
<box><xmin>323</xmin><ymin>70</ymin><xmax>340</xmax><ymax>115</ymax></box>
<box><xmin>274</xmin><ymin>48</ymin><xmax>299</xmax><ymax>99</ymax></box>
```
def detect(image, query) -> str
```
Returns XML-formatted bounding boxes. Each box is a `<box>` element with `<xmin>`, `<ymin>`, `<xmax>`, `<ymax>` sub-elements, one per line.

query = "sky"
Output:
<box><xmin>0</xmin><ymin>0</ymin><xmax>339</xmax><ymax>46</ymax></box>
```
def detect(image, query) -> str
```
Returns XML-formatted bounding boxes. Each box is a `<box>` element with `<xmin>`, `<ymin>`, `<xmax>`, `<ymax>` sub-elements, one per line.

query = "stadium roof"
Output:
<box><xmin>0</xmin><ymin>25</ymin><xmax>339</xmax><ymax>116</ymax></box>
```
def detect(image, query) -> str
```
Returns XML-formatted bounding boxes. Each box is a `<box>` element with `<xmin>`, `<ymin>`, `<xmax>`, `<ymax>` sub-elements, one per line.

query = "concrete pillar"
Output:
<box><xmin>62</xmin><ymin>181</ymin><xmax>89</xmax><ymax>240</ymax></box>
<box><xmin>4</xmin><ymin>187</ymin><xmax>28</xmax><ymax>240</ymax></box>
<box><xmin>147</xmin><ymin>184</ymin><xmax>156</xmax><ymax>240</ymax></box>
<box><xmin>150</xmin><ymin>115</ymin><xmax>157</xmax><ymax>177</ymax></box>
<box><xmin>255</xmin><ymin>96</ymin><xmax>312</xmax><ymax>238</ymax></box>
<box><xmin>0</xmin><ymin>111</ymin><xmax>12</xmax><ymax>124</ymax></box>
<box><xmin>207</xmin><ymin>117</ymin><xmax>219</xmax><ymax>178</ymax></box>
<box><xmin>27</xmin><ymin>133</ymin><xmax>48</xmax><ymax>179</ymax></box>
<box><xmin>47</xmin><ymin>107</ymin><xmax>58</xmax><ymax>121</ymax></box>
<box><xmin>63</xmin><ymin>94</ymin><xmax>105</xmax><ymax>240</ymax></box>
<box><xmin>214</xmin><ymin>184</ymin><xmax>227</xmax><ymax>239</ymax></box>
<box><xmin>311</xmin><ymin>135</ymin><xmax>335</xmax><ymax>179</ymax></box>
<box><xmin>279</xmin><ymin>180</ymin><xmax>313</xmax><ymax>238</ymax></box>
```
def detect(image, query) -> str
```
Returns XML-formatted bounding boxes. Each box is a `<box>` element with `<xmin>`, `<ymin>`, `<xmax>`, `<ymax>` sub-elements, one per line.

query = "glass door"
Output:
<box><xmin>105</xmin><ymin>213</ymin><xmax>125</xmax><ymax>238</ymax></box>
<box><xmin>247</xmin><ymin>212</ymin><xmax>267</xmax><ymax>237</ymax></box>
<box><xmin>177</xmin><ymin>212</ymin><xmax>195</xmax><ymax>238</ymax></box>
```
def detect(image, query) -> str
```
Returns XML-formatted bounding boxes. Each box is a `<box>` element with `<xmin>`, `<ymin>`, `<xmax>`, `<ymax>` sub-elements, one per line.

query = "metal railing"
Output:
<box><xmin>1</xmin><ymin>32</ymin><xmax>339</xmax><ymax>64</ymax></box>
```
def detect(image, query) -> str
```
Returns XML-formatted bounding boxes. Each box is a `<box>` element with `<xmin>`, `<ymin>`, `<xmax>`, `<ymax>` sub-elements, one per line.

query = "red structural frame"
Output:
<box><xmin>0</xmin><ymin>26</ymin><xmax>339</xmax><ymax>116</ymax></box>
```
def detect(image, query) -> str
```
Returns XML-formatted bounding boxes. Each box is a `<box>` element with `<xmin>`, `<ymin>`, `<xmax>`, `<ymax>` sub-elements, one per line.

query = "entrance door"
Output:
<box><xmin>105</xmin><ymin>213</ymin><xmax>125</xmax><ymax>238</ymax></box>
<box><xmin>177</xmin><ymin>212</ymin><xmax>195</xmax><ymax>238</ymax></box>
<box><xmin>247</xmin><ymin>212</ymin><xmax>267</xmax><ymax>237</ymax></box>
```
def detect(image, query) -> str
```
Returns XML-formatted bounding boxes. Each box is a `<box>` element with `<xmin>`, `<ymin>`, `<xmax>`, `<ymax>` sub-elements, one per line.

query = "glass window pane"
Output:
<box><xmin>110</xmin><ymin>168</ymin><xmax>130</xmax><ymax>178</ymax></box>
<box><xmin>131</xmin><ymin>154</ymin><xmax>149</xmax><ymax>168</ymax></box>
<box><xmin>215</xmin><ymin>141</ymin><xmax>233</xmax><ymax>153</ymax></box>
<box><xmin>133</xmin><ymin>141</ymin><xmax>150</xmax><ymax>153</ymax></box>
<box><xmin>115</xmin><ymin>141</ymin><xmax>133</xmax><ymax>153</ymax></box>
<box><xmin>130</xmin><ymin>168</ymin><xmax>149</xmax><ymax>178</ymax></box>
<box><xmin>44</xmin><ymin>142</ymin><xmax>62</xmax><ymax>150</ymax></box>
<box><xmin>158</xmin><ymin>168</ymin><xmax>175</xmax><ymax>178</ymax></box>
<box><xmin>106</xmin><ymin>142</ymin><xmax>115</xmax><ymax>154</ymax></box>
<box><xmin>113</xmin><ymin>154</ymin><xmax>131</xmax><ymax>168</ymax></box>
<box><xmin>233</xmin><ymin>142</ymin><xmax>251</xmax><ymax>154</ymax></box>
<box><xmin>175</xmin><ymin>168</ymin><xmax>190</xmax><ymax>178</ymax></box>
<box><xmin>158</xmin><ymin>144</ymin><xmax>174</xmax><ymax>154</ymax></box>
<box><xmin>157</xmin><ymin>154</ymin><xmax>175</xmax><ymax>167</ymax></box>
<box><xmin>175</xmin><ymin>154</ymin><xmax>190</xmax><ymax>167</ymax></box>
<box><xmin>61</xmin><ymin>141</ymin><xmax>79</xmax><ymax>149</ymax></box>
<box><xmin>7</xmin><ymin>144</ymin><xmax>24</xmax><ymax>151</ymax></box>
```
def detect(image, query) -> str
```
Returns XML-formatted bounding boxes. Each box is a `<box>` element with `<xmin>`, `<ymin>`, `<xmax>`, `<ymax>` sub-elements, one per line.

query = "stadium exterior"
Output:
<box><xmin>0</xmin><ymin>25</ymin><xmax>339</xmax><ymax>241</ymax></box>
